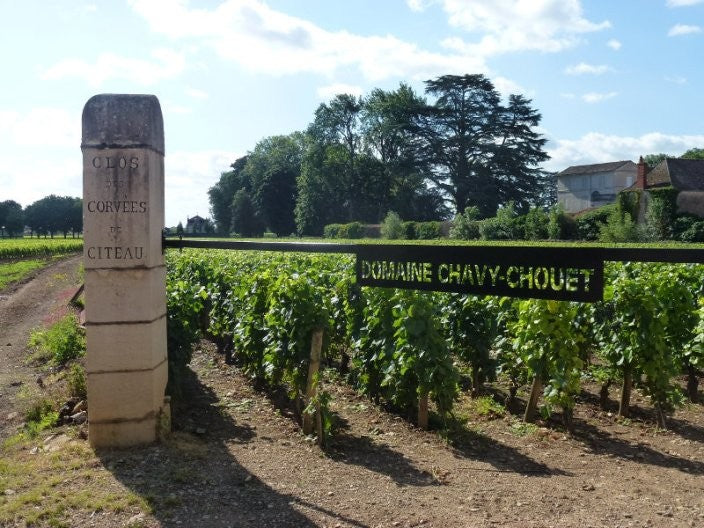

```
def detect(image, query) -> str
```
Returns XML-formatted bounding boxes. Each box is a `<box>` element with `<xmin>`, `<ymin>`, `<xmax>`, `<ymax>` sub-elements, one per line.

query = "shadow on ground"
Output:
<box><xmin>98</xmin><ymin>368</ymin><xmax>369</xmax><ymax>528</ymax></box>
<box><xmin>572</xmin><ymin>418</ymin><xmax>704</xmax><ymax>475</ymax></box>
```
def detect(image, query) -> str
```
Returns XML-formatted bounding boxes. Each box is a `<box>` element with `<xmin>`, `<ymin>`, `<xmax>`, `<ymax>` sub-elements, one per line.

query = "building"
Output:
<box><xmin>185</xmin><ymin>215</ymin><xmax>207</xmax><ymax>234</ymax></box>
<box><xmin>557</xmin><ymin>160</ymin><xmax>637</xmax><ymax>213</ymax></box>
<box><xmin>631</xmin><ymin>156</ymin><xmax>704</xmax><ymax>217</ymax></box>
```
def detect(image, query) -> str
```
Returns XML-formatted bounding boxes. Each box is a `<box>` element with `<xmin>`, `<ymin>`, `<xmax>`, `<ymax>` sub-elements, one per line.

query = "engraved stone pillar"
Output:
<box><xmin>82</xmin><ymin>94</ymin><xmax>168</xmax><ymax>448</ymax></box>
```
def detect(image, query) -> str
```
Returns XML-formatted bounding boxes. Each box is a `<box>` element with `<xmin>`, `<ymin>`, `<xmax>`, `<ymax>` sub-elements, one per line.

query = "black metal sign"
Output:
<box><xmin>355</xmin><ymin>244</ymin><xmax>604</xmax><ymax>302</ymax></box>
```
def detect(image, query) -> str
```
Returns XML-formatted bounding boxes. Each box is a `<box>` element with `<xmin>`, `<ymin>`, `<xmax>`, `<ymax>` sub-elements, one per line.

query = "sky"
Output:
<box><xmin>1</xmin><ymin>0</ymin><xmax>703</xmax><ymax>227</ymax></box>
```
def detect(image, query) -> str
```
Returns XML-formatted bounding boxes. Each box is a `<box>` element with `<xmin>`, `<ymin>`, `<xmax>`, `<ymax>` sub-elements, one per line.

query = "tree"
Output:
<box><xmin>681</xmin><ymin>148</ymin><xmax>704</xmax><ymax>160</ymax></box>
<box><xmin>246</xmin><ymin>133</ymin><xmax>304</xmax><ymax>236</ymax></box>
<box><xmin>309</xmin><ymin>94</ymin><xmax>369</xmax><ymax>222</ymax></box>
<box><xmin>295</xmin><ymin>142</ymin><xmax>348</xmax><ymax>235</ymax></box>
<box><xmin>0</xmin><ymin>200</ymin><xmax>24</xmax><ymax>237</ymax></box>
<box><xmin>176</xmin><ymin>222</ymin><xmax>184</xmax><ymax>236</ymax></box>
<box><xmin>418</xmin><ymin>74</ymin><xmax>549</xmax><ymax>217</ymax></box>
<box><xmin>208</xmin><ymin>156</ymin><xmax>249</xmax><ymax>235</ymax></box>
<box><xmin>230</xmin><ymin>189</ymin><xmax>264</xmax><ymax>237</ymax></box>
<box><xmin>23</xmin><ymin>195</ymin><xmax>81</xmax><ymax>238</ymax></box>
<box><xmin>534</xmin><ymin>171</ymin><xmax>558</xmax><ymax>209</ymax></box>
<box><xmin>361</xmin><ymin>84</ymin><xmax>447</xmax><ymax>221</ymax></box>
<box><xmin>643</xmin><ymin>153</ymin><xmax>668</xmax><ymax>167</ymax></box>
<box><xmin>65</xmin><ymin>197</ymin><xmax>82</xmax><ymax>237</ymax></box>
<box><xmin>493</xmin><ymin>94</ymin><xmax>549</xmax><ymax>212</ymax></box>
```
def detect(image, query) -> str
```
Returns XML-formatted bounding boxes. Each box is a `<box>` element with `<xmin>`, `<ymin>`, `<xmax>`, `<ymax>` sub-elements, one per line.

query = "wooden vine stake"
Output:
<box><xmin>618</xmin><ymin>367</ymin><xmax>632</xmax><ymax>418</ymax></box>
<box><xmin>417</xmin><ymin>390</ymin><xmax>429</xmax><ymax>430</ymax></box>
<box><xmin>302</xmin><ymin>329</ymin><xmax>324</xmax><ymax>444</ymax></box>
<box><xmin>524</xmin><ymin>375</ymin><xmax>543</xmax><ymax>423</ymax></box>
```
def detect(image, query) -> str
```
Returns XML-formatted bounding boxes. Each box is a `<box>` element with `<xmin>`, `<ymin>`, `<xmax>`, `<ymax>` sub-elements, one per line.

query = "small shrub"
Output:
<box><xmin>28</xmin><ymin>314</ymin><xmax>85</xmax><ymax>366</ymax></box>
<box><xmin>323</xmin><ymin>224</ymin><xmax>342</xmax><ymax>239</ymax></box>
<box><xmin>548</xmin><ymin>206</ymin><xmax>578</xmax><ymax>240</ymax></box>
<box><xmin>449</xmin><ymin>207</ymin><xmax>480</xmax><ymax>240</ymax></box>
<box><xmin>380</xmin><ymin>211</ymin><xmax>404</xmax><ymax>239</ymax></box>
<box><xmin>523</xmin><ymin>207</ymin><xmax>549</xmax><ymax>240</ymax></box>
<box><xmin>24</xmin><ymin>399</ymin><xmax>59</xmax><ymax>437</ymax></box>
<box><xmin>324</xmin><ymin>222</ymin><xmax>366</xmax><ymax>239</ymax></box>
<box><xmin>576</xmin><ymin>204</ymin><xmax>616</xmax><ymax>240</ymax></box>
<box><xmin>415</xmin><ymin>221</ymin><xmax>442</xmax><ymax>240</ymax></box>
<box><xmin>471</xmin><ymin>396</ymin><xmax>506</xmax><ymax>419</ymax></box>
<box><xmin>479</xmin><ymin>203</ymin><xmax>519</xmax><ymax>240</ymax></box>
<box><xmin>347</xmin><ymin>222</ymin><xmax>365</xmax><ymax>239</ymax></box>
<box><xmin>402</xmin><ymin>221</ymin><xmax>417</xmax><ymax>240</ymax></box>
<box><xmin>642</xmin><ymin>188</ymin><xmax>678</xmax><ymax>240</ymax></box>
<box><xmin>67</xmin><ymin>363</ymin><xmax>87</xmax><ymax>400</ymax></box>
<box><xmin>673</xmin><ymin>214</ymin><xmax>704</xmax><ymax>242</ymax></box>
<box><xmin>598</xmin><ymin>209</ymin><xmax>640</xmax><ymax>242</ymax></box>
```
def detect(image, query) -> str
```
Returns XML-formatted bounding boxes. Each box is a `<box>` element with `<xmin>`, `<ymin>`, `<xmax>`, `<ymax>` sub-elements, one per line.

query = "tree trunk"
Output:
<box><xmin>506</xmin><ymin>381</ymin><xmax>518</xmax><ymax>408</ymax></box>
<box><xmin>655</xmin><ymin>403</ymin><xmax>668</xmax><ymax>430</ymax></box>
<box><xmin>599</xmin><ymin>380</ymin><xmax>612</xmax><ymax>410</ymax></box>
<box><xmin>524</xmin><ymin>375</ymin><xmax>542</xmax><ymax>423</ymax></box>
<box><xmin>339</xmin><ymin>350</ymin><xmax>350</xmax><ymax>376</ymax></box>
<box><xmin>686</xmin><ymin>364</ymin><xmax>699</xmax><ymax>403</ymax></box>
<box><xmin>562</xmin><ymin>406</ymin><xmax>574</xmax><ymax>433</ymax></box>
<box><xmin>618</xmin><ymin>367</ymin><xmax>632</xmax><ymax>418</ymax></box>
<box><xmin>471</xmin><ymin>367</ymin><xmax>482</xmax><ymax>398</ymax></box>
<box><xmin>302</xmin><ymin>329</ymin><xmax>323</xmax><ymax>440</ymax></box>
<box><xmin>417</xmin><ymin>391</ymin><xmax>429</xmax><ymax>430</ymax></box>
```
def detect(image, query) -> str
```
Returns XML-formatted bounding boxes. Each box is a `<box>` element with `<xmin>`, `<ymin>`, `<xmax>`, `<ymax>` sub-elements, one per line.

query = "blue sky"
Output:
<box><xmin>1</xmin><ymin>0</ymin><xmax>703</xmax><ymax>226</ymax></box>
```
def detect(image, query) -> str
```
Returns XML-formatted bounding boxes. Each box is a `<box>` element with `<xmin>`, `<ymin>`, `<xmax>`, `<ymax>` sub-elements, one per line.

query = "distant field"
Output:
<box><xmin>0</xmin><ymin>238</ymin><xmax>83</xmax><ymax>259</ymax></box>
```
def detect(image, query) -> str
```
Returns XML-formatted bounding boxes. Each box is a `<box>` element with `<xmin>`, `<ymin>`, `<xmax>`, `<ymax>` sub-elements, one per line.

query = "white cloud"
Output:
<box><xmin>316</xmin><ymin>83</ymin><xmax>364</xmax><ymax>100</ymax></box>
<box><xmin>0</xmin><ymin>107</ymin><xmax>78</xmax><ymax>148</ymax></box>
<box><xmin>665</xmin><ymin>75</ymin><xmax>688</xmax><ymax>84</ymax></box>
<box><xmin>165</xmin><ymin>150</ymin><xmax>240</xmax><ymax>226</ymax></box>
<box><xmin>667</xmin><ymin>0</ymin><xmax>704</xmax><ymax>7</ymax></box>
<box><xmin>565</xmin><ymin>62</ymin><xmax>612</xmax><ymax>75</ymax></box>
<box><xmin>607</xmin><ymin>39</ymin><xmax>622</xmax><ymax>50</ymax></box>
<box><xmin>162</xmin><ymin>102</ymin><xmax>192</xmax><ymax>115</ymax></box>
<box><xmin>0</xmin><ymin>155</ymin><xmax>82</xmax><ymax>209</ymax></box>
<box><xmin>127</xmin><ymin>0</ymin><xmax>486</xmax><ymax>81</ymax></box>
<box><xmin>436</xmin><ymin>0</ymin><xmax>610</xmax><ymax>55</ymax></box>
<box><xmin>406</xmin><ymin>0</ymin><xmax>434</xmax><ymax>11</ymax></box>
<box><xmin>41</xmin><ymin>48</ymin><xmax>186</xmax><ymax>87</ymax></box>
<box><xmin>545</xmin><ymin>132</ymin><xmax>704</xmax><ymax>171</ymax></box>
<box><xmin>185</xmin><ymin>87</ymin><xmax>209</xmax><ymax>99</ymax></box>
<box><xmin>492</xmin><ymin>76</ymin><xmax>529</xmax><ymax>97</ymax></box>
<box><xmin>582</xmin><ymin>91</ymin><xmax>618</xmax><ymax>103</ymax></box>
<box><xmin>0</xmin><ymin>137</ymin><xmax>239</xmax><ymax>227</ymax></box>
<box><xmin>668</xmin><ymin>24</ymin><xmax>702</xmax><ymax>36</ymax></box>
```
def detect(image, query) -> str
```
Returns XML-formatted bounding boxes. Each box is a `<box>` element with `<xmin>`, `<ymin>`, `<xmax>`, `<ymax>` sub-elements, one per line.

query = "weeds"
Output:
<box><xmin>66</xmin><ymin>363</ymin><xmax>87</xmax><ymax>400</ymax></box>
<box><xmin>470</xmin><ymin>395</ymin><xmax>506</xmax><ymax>419</ymax></box>
<box><xmin>28</xmin><ymin>314</ymin><xmax>85</xmax><ymax>365</ymax></box>
<box><xmin>509</xmin><ymin>419</ymin><xmax>538</xmax><ymax>437</ymax></box>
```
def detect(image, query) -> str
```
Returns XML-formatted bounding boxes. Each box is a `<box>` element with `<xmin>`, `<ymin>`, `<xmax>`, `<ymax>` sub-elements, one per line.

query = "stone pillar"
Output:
<box><xmin>82</xmin><ymin>94</ymin><xmax>168</xmax><ymax>448</ymax></box>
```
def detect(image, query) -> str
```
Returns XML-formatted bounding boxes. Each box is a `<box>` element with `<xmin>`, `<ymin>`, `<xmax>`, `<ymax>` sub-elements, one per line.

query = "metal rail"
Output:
<box><xmin>163</xmin><ymin>238</ymin><xmax>704</xmax><ymax>263</ymax></box>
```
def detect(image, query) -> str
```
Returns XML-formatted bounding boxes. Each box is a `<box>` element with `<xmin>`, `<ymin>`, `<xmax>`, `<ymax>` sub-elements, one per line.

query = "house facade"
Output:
<box><xmin>185</xmin><ymin>215</ymin><xmax>207</xmax><ymax>234</ymax></box>
<box><xmin>557</xmin><ymin>160</ymin><xmax>637</xmax><ymax>213</ymax></box>
<box><xmin>632</xmin><ymin>157</ymin><xmax>704</xmax><ymax>217</ymax></box>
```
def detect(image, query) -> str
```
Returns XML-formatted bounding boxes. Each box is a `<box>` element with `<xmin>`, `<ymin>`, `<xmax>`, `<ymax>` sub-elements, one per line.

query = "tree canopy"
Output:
<box><xmin>209</xmin><ymin>73</ymin><xmax>552</xmax><ymax>236</ymax></box>
<box><xmin>24</xmin><ymin>195</ymin><xmax>82</xmax><ymax>238</ymax></box>
<box><xmin>0</xmin><ymin>200</ymin><xmax>24</xmax><ymax>236</ymax></box>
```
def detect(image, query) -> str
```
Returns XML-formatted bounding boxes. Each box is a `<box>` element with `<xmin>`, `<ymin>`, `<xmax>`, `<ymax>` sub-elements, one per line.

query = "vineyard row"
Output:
<box><xmin>165</xmin><ymin>249</ymin><xmax>704</xmax><ymax>440</ymax></box>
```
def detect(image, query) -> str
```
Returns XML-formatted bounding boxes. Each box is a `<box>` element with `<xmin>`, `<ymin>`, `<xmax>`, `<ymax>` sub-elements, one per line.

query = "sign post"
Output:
<box><xmin>82</xmin><ymin>94</ymin><xmax>168</xmax><ymax>447</ymax></box>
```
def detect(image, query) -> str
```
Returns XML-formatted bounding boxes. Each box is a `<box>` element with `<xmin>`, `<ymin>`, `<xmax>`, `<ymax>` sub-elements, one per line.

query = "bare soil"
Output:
<box><xmin>0</xmin><ymin>255</ymin><xmax>83</xmax><ymax>439</ymax></box>
<box><xmin>1</xmin><ymin>259</ymin><xmax>703</xmax><ymax>527</ymax></box>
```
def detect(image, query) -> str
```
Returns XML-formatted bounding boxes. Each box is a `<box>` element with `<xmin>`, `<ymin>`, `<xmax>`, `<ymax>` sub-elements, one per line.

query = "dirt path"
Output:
<box><xmin>0</xmin><ymin>255</ymin><xmax>82</xmax><ymax>439</ymax></box>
